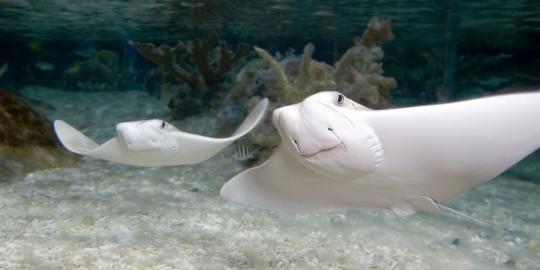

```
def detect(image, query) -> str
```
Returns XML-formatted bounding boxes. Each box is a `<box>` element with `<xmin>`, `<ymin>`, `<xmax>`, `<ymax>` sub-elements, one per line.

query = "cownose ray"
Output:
<box><xmin>221</xmin><ymin>91</ymin><xmax>540</xmax><ymax>217</ymax></box>
<box><xmin>54</xmin><ymin>98</ymin><xmax>269</xmax><ymax>167</ymax></box>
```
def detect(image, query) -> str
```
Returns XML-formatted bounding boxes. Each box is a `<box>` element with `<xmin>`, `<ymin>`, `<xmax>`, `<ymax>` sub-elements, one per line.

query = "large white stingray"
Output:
<box><xmin>221</xmin><ymin>91</ymin><xmax>540</xmax><ymax>216</ymax></box>
<box><xmin>54</xmin><ymin>98</ymin><xmax>269</xmax><ymax>166</ymax></box>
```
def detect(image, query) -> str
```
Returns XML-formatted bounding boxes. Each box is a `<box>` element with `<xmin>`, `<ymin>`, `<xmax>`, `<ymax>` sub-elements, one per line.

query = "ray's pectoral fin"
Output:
<box><xmin>54</xmin><ymin>120</ymin><xmax>132</xmax><ymax>163</ymax></box>
<box><xmin>221</xmin><ymin>144</ymin><xmax>315</xmax><ymax>212</ymax></box>
<box><xmin>166</xmin><ymin>98</ymin><xmax>270</xmax><ymax>165</ymax></box>
<box><xmin>221</xmin><ymin>144</ymin><xmax>353</xmax><ymax>212</ymax></box>
<box><xmin>54</xmin><ymin>120</ymin><xmax>99</xmax><ymax>154</ymax></box>
<box><xmin>390</xmin><ymin>195</ymin><xmax>440</xmax><ymax>217</ymax></box>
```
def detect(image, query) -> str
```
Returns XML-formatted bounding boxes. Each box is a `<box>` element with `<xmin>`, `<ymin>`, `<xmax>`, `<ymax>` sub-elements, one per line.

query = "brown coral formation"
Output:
<box><xmin>243</xmin><ymin>17</ymin><xmax>396</xmax><ymax>110</ymax></box>
<box><xmin>0</xmin><ymin>90</ymin><xmax>77</xmax><ymax>181</ymax></box>
<box><xmin>356</xmin><ymin>17</ymin><xmax>394</xmax><ymax>47</ymax></box>
<box><xmin>131</xmin><ymin>33</ymin><xmax>250</xmax><ymax>115</ymax></box>
<box><xmin>336</xmin><ymin>18</ymin><xmax>396</xmax><ymax>107</ymax></box>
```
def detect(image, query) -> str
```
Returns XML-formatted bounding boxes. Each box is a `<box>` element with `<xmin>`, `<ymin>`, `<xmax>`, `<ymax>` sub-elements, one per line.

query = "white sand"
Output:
<box><xmin>0</xmin><ymin>86</ymin><xmax>538</xmax><ymax>269</ymax></box>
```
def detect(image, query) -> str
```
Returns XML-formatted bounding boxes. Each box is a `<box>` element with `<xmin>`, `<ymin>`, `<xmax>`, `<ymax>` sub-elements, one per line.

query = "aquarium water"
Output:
<box><xmin>0</xmin><ymin>1</ymin><xmax>539</xmax><ymax>269</ymax></box>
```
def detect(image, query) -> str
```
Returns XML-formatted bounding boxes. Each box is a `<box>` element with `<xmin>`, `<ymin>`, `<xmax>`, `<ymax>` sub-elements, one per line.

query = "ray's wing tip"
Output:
<box><xmin>53</xmin><ymin>119</ymin><xmax>98</xmax><ymax>154</ymax></box>
<box><xmin>220</xmin><ymin>168</ymin><xmax>267</xmax><ymax>208</ymax></box>
<box><xmin>220</xmin><ymin>174</ymin><xmax>245</xmax><ymax>202</ymax></box>
<box><xmin>253</xmin><ymin>97</ymin><xmax>270</xmax><ymax>117</ymax></box>
<box><xmin>231</xmin><ymin>97</ymin><xmax>270</xmax><ymax>138</ymax></box>
<box><xmin>53</xmin><ymin>119</ymin><xmax>66</xmax><ymax>129</ymax></box>
<box><xmin>53</xmin><ymin>119</ymin><xmax>73</xmax><ymax>143</ymax></box>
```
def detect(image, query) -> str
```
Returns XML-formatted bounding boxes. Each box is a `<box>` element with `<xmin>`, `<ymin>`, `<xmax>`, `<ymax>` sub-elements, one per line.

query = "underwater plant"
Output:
<box><xmin>130</xmin><ymin>33</ymin><xmax>250</xmax><ymax>116</ymax></box>
<box><xmin>221</xmin><ymin>17</ymin><xmax>397</xmax><ymax>161</ymax></box>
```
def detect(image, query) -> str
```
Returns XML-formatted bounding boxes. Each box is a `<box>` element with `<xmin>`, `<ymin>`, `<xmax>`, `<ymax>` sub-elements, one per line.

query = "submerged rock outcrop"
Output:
<box><xmin>0</xmin><ymin>89</ymin><xmax>77</xmax><ymax>181</ymax></box>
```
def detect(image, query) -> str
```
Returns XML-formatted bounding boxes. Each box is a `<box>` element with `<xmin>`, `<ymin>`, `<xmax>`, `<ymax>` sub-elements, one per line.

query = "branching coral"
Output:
<box><xmin>221</xmin><ymin>17</ymin><xmax>397</xmax><ymax>161</ymax></box>
<box><xmin>356</xmin><ymin>17</ymin><xmax>394</xmax><ymax>47</ymax></box>
<box><xmin>250</xmin><ymin>17</ymin><xmax>396</xmax><ymax>109</ymax></box>
<box><xmin>333</xmin><ymin>42</ymin><xmax>396</xmax><ymax>107</ymax></box>
<box><xmin>332</xmin><ymin>17</ymin><xmax>396</xmax><ymax>107</ymax></box>
<box><xmin>128</xmin><ymin>41</ymin><xmax>194</xmax><ymax>86</ymax></box>
<box><xmin>131</xmin><ymin>33</ymin><xmax>250</xmax><ymax>115</ymax></box>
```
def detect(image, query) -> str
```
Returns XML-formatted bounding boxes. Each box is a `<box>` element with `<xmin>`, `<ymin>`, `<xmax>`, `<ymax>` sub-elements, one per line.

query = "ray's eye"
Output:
<box><xmin>336</xmin><ymin>94</ymin><xmax>345</xmax><ymax>105</ymax></box>
<box><xmin>161</xmin><ymin>121</ymin><xmax>166</xmax><ymax>129</ymax></box>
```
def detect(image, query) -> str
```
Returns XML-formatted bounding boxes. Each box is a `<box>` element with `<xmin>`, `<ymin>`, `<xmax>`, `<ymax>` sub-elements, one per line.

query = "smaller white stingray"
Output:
<box><xmin>54</xmin><ymin>98</ymin><xmax>269</xmax><ymax>167</ymax></box>
<box><xmin>221</xmin><ymin>91</ymin><xmax>540</xmax><ymax>216</ymax></box>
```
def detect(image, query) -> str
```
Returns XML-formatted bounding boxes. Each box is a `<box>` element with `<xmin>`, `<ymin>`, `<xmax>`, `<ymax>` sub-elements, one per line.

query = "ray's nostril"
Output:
<box><xmin>293</xmin><ymin>139</ymin><xmax>298</xmax><ymax>145</ymax></box>
<box><xmin>328</xmin><ymin>128</ymin><xmax>333</xmax><ymax>131</ymax></box>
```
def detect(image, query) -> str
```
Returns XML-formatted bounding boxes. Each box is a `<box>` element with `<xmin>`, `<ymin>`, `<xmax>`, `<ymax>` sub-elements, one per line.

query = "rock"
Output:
<box><xmin>0</xmin><ymin>89</ymin><xmax>78</xmax><ymax>181</ymax></box>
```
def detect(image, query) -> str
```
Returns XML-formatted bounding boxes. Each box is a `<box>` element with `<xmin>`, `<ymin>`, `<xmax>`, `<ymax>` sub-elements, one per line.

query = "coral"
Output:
<box><xmin>334</xmin><ymin>17</ymin><xmax>396</xmax><ymax>107</ymax></box>
<box><xmin>355</xmin><ymin>17</ymin><xmax>395</xmax><ymax>47</ymax></box>
<box><xmin>244</xmin><ymin>17</ymin><xmax>396</xmax><ymax>109</ymax></box>
<box><xmin>129</xmin><ymin>41</ymin><xmax>195</xmax><ymax>86</ymax></box>
<box><xmin>131</xmin><ymin>33</ymin><xmax>250</xmax><ymax>116</ymax></box>
<box><xmin>0</xmin><ymin>89</ymin><xmax>78</xmax><ymax>181</ymax></box>
<box><xmin>221</xmin><ymin>17</ymin><xmax>397</xmax><ymax>161</ymax></box>
<box><xmin>64</xmin><ymin>50</ymin><xmax>129</xmax><ymax>92</ymax></box>
<box><xmin>253</xmin><ymin>47</ymin><xmax>295</xmax><ymax>101</ymax></box>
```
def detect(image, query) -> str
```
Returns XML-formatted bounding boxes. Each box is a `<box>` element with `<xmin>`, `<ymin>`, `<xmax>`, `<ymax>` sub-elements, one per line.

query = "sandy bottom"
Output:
<box><xmin>0</xmin><ymin>87</ymin><xmax>539</xmax><ymax>269</ymax></box>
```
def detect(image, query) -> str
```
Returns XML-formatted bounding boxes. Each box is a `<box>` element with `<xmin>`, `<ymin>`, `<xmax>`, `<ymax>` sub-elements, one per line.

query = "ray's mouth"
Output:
<box><xmin>274</xmin><ymin>109</ymin><xmax>347</xmax><ymax>159</ymax></box>
<box><xmin>299</xmin><ymin>142</ymin><xmax>343</xmax><ymax>158</ymax></box>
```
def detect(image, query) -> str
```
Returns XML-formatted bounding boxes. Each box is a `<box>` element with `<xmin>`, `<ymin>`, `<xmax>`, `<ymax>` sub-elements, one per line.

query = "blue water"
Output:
<box><xmin>0</xmin><ymin>1</ymin><xmax>539</xmax><ymax>269</ymax></box>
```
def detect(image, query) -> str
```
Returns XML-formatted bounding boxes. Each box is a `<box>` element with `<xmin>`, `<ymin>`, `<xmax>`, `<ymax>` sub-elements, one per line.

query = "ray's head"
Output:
<box><xmin>116</xmin><ymin>119</ymin><xmax>179</xmax><ymax>152</ymax></box>
<box><xmin>273</xmin><ymin>92</ymin><xmax>355</xmax><ymax>157</ymax></box>
<box><xmin>272</xmin><ymin>91</ymin><xmax>380</xmax><ymax>179</ymax></box>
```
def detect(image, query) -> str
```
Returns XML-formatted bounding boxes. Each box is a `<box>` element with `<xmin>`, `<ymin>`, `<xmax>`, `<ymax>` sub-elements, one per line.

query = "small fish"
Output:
<box><xmin>35</xmin><ymin>62</ymin><xmax>55</xmax><ymax>71</ymax></box>
<box><xmin>0</xmin><ymin>63</ymin><xmax>7</xmax><ymax>78</ymax></box>
<box><xmin>233</xmin><ymin>144</ymin><xmax>258</xmax><ymax>161</ymax></box>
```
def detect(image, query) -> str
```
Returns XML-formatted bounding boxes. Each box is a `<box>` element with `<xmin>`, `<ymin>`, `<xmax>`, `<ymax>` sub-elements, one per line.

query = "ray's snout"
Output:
<box><xmin>272</xmin><ymin>107</ymin><xmax>284</xmax><ymax>129</ymax></box>
<box><xmin>273</xmin><ymin>105</ymin><xmax>341</xmax><ymax>157</ymax></box>
<box><xmin>116</xmin><ymin>122</ymin><xmax>161</xmax><ymax>151</ymax></box>
<box><xmin>116</xmin><ymin>122</ymin><xmax>138</xmax><ymax>150</ymax></box>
